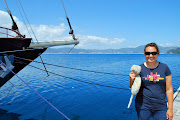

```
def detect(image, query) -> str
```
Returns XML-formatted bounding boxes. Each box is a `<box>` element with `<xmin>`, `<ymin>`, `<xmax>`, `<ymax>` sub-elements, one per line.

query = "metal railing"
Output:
<box><xmin>0</xmin><ymin>26</ymin><xmax>25</xmax><ymax>38</ymax></box>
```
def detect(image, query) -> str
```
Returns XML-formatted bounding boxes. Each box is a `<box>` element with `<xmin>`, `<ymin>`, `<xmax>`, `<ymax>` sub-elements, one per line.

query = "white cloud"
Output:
<box><xmin>28</xmin><ymin>24</ymin><xmax>68</xmax><ymax>41</ymax></box>
<box><xmin>0</xmin><ymin>10</ymin><xmax>126</xmax><ymax>49</ymax></box>
<box><xmin>160</xmin><ymin>43</ymin><xmax>173</xmax><ymax>47</ymax></box>
<box><xmin>0</xmin><ymin>10</ymin><xmax>71</xmax><ymax>41</ymax></box>
<box><xmin>0</xmin><ymin>10</ymin><xmax>12</xmax><ymax>27</ymax></box>
<box><xmin>177</xmin><ymin>38</ymin><xmax>180</xmax><ymax>42</ymax></box>
<box><xmin>76</xmin><ymin>35</ymin><xmax>125</xmax><ymax>49</ymax></box>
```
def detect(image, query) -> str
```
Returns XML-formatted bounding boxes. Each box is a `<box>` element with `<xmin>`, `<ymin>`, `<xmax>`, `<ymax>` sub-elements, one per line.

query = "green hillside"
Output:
<box><xmin>167</xmin><ymin>47</ymin><xmax>180</xmax><ymax>54</ymax></box>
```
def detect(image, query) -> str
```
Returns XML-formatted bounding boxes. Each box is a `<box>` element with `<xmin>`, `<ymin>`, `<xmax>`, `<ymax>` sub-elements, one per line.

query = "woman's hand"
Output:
<box><xmin>129</xmin><ymin>71</ymin><xmax>136</xmax><ymax>88</ymax></box>
<box><xmin>129</xmin><ymin>71</ymin><xmax>136</xmax><ymax>80</ymax></box>
<box><xmin>166</xmin><ymin>108</ymin><xmax>173</xmax><ymax>120</ymax></box>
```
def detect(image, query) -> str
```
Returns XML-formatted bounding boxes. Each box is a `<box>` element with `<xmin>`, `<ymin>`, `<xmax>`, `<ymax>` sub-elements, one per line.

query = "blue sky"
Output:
<box><xmin>0</xmin><ymin>0</ymin><xmax>180</xmax><ymax>49</ymax></box>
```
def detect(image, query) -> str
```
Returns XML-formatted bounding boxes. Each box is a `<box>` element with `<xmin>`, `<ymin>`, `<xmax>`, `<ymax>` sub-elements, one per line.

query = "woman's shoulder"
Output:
<box><xmin>139</xmin><ymin>63</ymin><xmax>144</xmax><ymax>67</ymax></box>
<box><xmin>158</xmin><ymin>62</ymin><xmax>171</xmax><ymax>75</ymax></box>
<box><xmin>159</xmin><ymin>62</ymin><xmax>169</xmax><ymax>68</ymax></box>
<box><xmin>139</xmin><ymin>63</ymin><xmax>146</xmax><ymax>70</ymax></box>
<box><xmin>139</xmin><ymin>63</ymin><xmax>144</xmax><ymax>66</ymax></box>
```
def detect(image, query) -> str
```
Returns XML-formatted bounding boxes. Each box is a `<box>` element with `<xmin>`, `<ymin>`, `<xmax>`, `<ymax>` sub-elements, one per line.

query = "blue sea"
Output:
<box><xmin>0</xmin><ymin>54</ymin><xmax>180</xmax><ymax>120</ymax></box>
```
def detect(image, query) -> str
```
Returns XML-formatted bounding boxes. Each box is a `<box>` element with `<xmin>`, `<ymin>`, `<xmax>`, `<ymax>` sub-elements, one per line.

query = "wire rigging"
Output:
<box><xmin>11</xmin><ymin>55</ymin><xmax>180</xmax><ymax>78</ymax></box>
<box><xmin>16</xmin><ymin>0</ymin><xmax>38</xmax><ymax>42</ymax></box>
<box><xmin>67</xmin><ymin>44</ymin><xmax>76</xmax><ymax>54</ymax></box>
<box><xmin>4</xmin><ymin>0</ymin><xmax>19</xmax><ymax>32</ymax></box>
<box><xmin>27</xmin><ymin>63</ymin><xmax>180</xmax><ymax>92</ymax></box>
<box><xmin>10</xmin><ymin>55</ymin><xmax>180</xmax><ymax>91</ymax></box>
<box><xmin>28</xmin><ymin>64</ymin><xmax>130</xmax><ymax>90</ymax></box>
<box><xmin>61</xmin><ymin>0</ymin><xmax>77</xmax><ymax>41</ymax></box>
<box><xmin>15</xmin><ymin>0</ymin><xmax>50</xmax><ymax>75</ymax></box>
<box><xmin>9</xmin><ymin>56</ymin><xmax>130</xmax><ymax>90</ymax></box>
<box><xmin>2</xmin><ymin>55</ymin><xmax>180</xmax><ymax>92</ymax></box>
<box><xmin>13</xmin><ymin>55</ymin><xmax>129</xmax><ymax>76</ymax></box>
<box><xmin>15</xmin><ymin>1</ymin><xmax>32</xmax><ymax>38</ymax></box>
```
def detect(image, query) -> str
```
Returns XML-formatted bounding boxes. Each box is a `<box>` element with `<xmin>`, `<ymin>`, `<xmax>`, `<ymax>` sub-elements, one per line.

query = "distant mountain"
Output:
<box><xmin>167</xmin><ymin>47</ymin><xmax>180</xmax><ymax>54</ymax></box>
<box><xmin>44</xmin><ymin>45</ymin><xmax>178</xmax><ymax>54</ymax></box>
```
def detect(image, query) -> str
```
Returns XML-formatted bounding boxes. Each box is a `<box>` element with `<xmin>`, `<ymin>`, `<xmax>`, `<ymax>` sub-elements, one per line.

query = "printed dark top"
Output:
<box><xmin>135</xmin><ymin>62</ymin><xmax>171</xmax><ymax>110</ymax></box>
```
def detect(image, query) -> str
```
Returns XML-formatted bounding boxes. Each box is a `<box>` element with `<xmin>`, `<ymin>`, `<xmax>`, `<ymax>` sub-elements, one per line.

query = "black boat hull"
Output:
<box><xmin>0</xmin><ymin>38</ymin><xmax>32</xmax><ymax>52</ymax></box>
<box><xmin>0</xmin><ymin>48</ymin><xmax>47</xmax><ymax>87</ymax></box>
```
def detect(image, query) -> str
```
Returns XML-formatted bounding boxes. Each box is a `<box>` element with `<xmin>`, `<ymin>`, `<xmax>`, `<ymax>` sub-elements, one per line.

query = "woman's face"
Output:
<box><xmin>144</xmin><ymin>46</ymin><xmax>159</xmax><ymax>63</ymax></box>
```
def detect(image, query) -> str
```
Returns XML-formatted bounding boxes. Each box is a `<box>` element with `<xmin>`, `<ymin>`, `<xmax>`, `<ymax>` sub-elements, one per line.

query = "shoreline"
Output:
<box><xmin>43</xmin><ymin>53</ymin><xmax>177</xmax><ymax>55</ymax></box>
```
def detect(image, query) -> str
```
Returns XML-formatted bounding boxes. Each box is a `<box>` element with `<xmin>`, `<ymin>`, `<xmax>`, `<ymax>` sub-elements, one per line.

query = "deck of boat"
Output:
<box><xmin>173</xmin><ymin>87</ymin><xmax>180</xmax><ymax>119</ymax></box>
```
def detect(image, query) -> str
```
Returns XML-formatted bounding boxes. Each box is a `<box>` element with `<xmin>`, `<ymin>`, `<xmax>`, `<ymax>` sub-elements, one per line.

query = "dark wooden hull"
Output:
<box><xmin>0</xmin><ymin>48</ymin><xmax>47</xmax><ymax>87</ymax></box>
<box><xmin>0</xmin><ymin>38</ymin><xmax>32</xmax><ymax>52</ymax></box>
<box><xmin>0</xmin><ymin>37</ymin><xmax>47</xmax><ymax>87</ymax></box>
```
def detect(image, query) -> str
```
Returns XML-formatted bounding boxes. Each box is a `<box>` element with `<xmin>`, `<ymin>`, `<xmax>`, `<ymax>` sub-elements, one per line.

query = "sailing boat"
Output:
<box><xmin>0</xmin><ymin>0</ymin><xmax>79</xmax><ymax>87</ymax></box>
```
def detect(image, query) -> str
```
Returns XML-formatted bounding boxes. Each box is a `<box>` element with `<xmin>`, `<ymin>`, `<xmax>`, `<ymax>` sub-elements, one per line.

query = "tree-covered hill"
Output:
<box><xmin>45</xmin><ymin>45</ymin><xmax>178</xmax><ymax>54</ymax></box>
<box><xmin>167</xmin><ymin>47</ymin><xmax>180</xmax><ymax>54</ymax></box>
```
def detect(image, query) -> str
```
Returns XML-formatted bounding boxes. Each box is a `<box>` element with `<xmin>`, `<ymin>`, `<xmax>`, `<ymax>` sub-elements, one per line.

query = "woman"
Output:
<box><xmin>129</xmin><ymin>43</ymin><xmax>173</xmax><ymax>120</ymax></box>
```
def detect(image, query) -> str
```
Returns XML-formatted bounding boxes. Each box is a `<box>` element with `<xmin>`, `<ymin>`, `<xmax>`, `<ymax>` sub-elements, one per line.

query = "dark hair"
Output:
<box><xmin>144</xmin><ymin>42</ymin><xmax>160</xmax><ymax>54</ymax></box>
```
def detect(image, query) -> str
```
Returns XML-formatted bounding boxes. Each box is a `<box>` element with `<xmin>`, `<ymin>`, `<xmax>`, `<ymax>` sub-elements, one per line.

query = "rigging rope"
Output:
<box><xmin>15</xmin><ymin>0</ymin><xmax>49</xmax><ymax>75</ymax></box>
<box><xmin>39</xmin><ymin>55</ymin><xmax>49</xmax><ymax>76</ymax></box>
<box><xmin>15</xmin><ymin>0</ymin><xmax>32</xmax><ymax>38</ymax></box>
<box><xmin>13</xmin><ymin>55</ymin><xmax>129</xmax><ymax>76</ymax></box>
<box><xmin>10</xmin><ymin>55</ymin><xmax>180</xmax><ymax>90</ymax></box>
<box><xmin>4</xmin><ymin>0</ymin><xmax>19</xmax><ymax>32</ymax></box>
<box><xmin>28</xmin><ymin>64</ymin><xmax>130</xmax><ymax>90</ymax></box>
<box><xmin>11</xmin><ymin>55</ymin><xmax>180</xmax><ymax>79</ymax></box>
<box><xmin>61</xmin><ymin>0</ymin><xmax>68</xmax><ymax>18</ymax></box>
<box><xmin>16</xmin><ymin>0</ymin><xmax>38</xmax><ymax>42</ymax></box>
<box><xmin>2</xmin><ymin>55</ymin><xmax>180</xmax><ymax>92</ymax></box>
<box><xmin>0</xmin><ymin>59</ymin><xmax>70</xmax><ymax>120</ymax></box>
<box><xmin>67</xmin><ymin>44</ymin><xmax>76</xmax><ymax>54</ymax></box>
<box><xmin>12</xmin><ymin>55</ymin><xmax>180</xmax><ymax>78</ymax></box>
<box><xmin>60</xmin><ymin>0</ymin><xmax>77</xmax><ymax>41</ymax></box>
<box><xmin>8</xmin><ymin>56</ymin><xmax>130</xmax><ymax>90</ymax></box>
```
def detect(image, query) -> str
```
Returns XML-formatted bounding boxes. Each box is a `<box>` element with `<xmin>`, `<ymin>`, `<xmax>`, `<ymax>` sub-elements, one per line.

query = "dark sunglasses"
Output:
<box><xmin>145</xmin><ymin>52</ymin><xmax>158</xmax><ymax>55</ymax></box>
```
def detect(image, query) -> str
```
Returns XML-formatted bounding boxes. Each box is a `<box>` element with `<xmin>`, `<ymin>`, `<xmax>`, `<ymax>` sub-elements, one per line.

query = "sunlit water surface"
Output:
<box><xmin>0</xmin><ymin>54</ymin><xmax>179</xmax><ymax>120</ymax></box>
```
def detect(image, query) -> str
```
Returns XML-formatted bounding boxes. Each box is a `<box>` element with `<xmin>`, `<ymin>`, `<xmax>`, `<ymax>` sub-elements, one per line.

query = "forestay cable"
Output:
<box><xmin>15</xmin><ymin>0</ymin><xmax>32</xmax><ymax>38</ymax></box>
<box><xmin>16</xmin><ymin>0</ymin><xmax>38</xmax><ymax>42</ymax></box>
<box><xmin>15</xmin><ymin>0</ymin><xmax>49</xmax><ymax>76</ymax></box>
<box><xmin>61</xmin><ymin>0</ymin><xmax>77</xmax><ymax>41</ymax></box>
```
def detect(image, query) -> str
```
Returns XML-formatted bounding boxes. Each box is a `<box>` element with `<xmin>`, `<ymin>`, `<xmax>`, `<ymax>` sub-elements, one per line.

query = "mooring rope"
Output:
<box><xmin>0</xmin><ymin>59</ymin><xmax>70</xmax><ymax>120</ymax></box>
<box><xmin>12</xmin><ymin>55</ymin><xmax>180</xmax><ymax>79</ymax></box>
<box><xmin>28</xmin><ymin>64</ymin><xmax>130</xmax><ymax>90</ymax></box>
<box><xmin>6</xmin><ymin>55</ymin><xmax>180</xmax><ymax>91</ymax></box>
<box><xmin>13</xmin><ymin>56</ymin><xmax>129</xmax><ymax>76</ymax></box>
<box><xmin>8</xmin><ymin>56</ymin><xmax>130</xmax><ymax>90</ymax></box>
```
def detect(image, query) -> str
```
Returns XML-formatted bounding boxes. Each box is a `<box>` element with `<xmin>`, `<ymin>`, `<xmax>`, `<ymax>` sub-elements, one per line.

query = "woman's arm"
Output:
<box><xmin>129</xmin><ymin>71</ymin><xmax>136</xmax><ymax>88</ymax></box>
<box><xmin>166</xmin><ymin>75</ymin><xmax>173</xmax><ymax>120</ymax></box>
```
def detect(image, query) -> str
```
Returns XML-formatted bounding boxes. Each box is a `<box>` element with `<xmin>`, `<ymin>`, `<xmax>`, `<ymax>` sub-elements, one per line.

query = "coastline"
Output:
<box><xmin>43</xmin><ymin>53</ymin><xmax>175</xmax><ymax>54</ymax></box>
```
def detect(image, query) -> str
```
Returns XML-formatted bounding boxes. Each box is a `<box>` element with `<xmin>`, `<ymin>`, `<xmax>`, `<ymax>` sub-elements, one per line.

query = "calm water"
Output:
<box><xmin>0</xmin><ymin>54</ymin><xmax>180</xmax><ymax>120</ymax></box>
